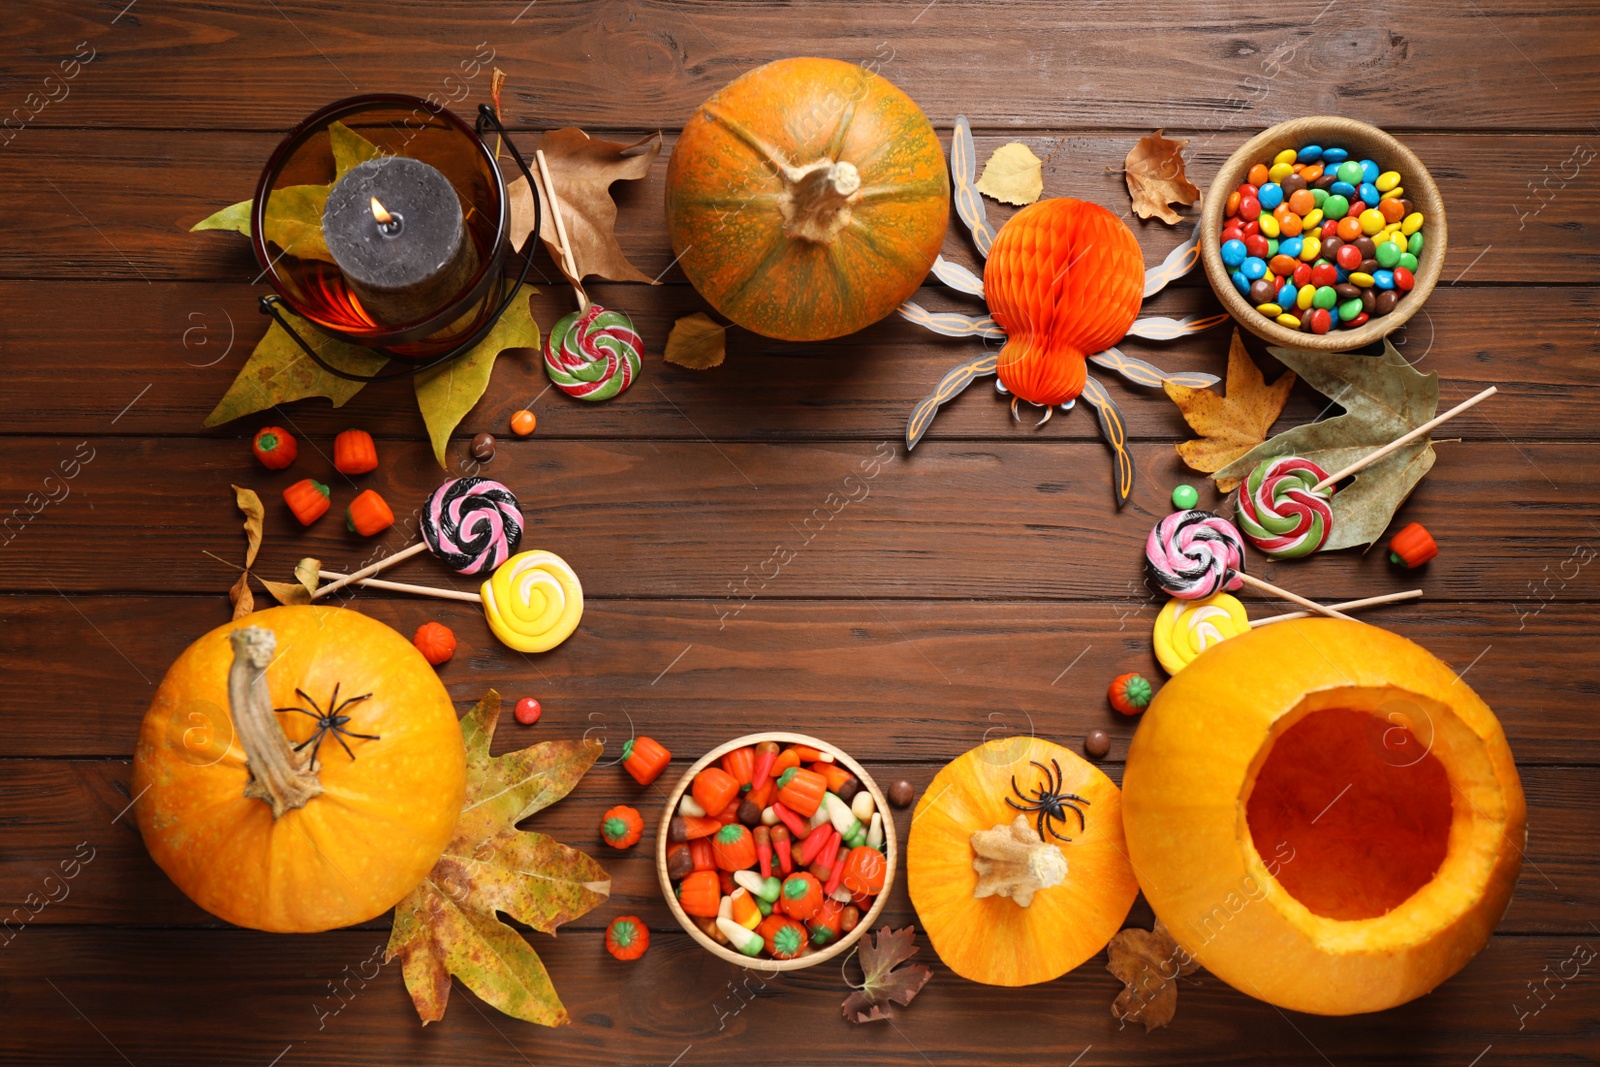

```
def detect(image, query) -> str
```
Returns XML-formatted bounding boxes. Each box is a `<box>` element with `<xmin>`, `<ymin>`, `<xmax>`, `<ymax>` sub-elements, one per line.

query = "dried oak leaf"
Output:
<box><xmin>414</xmin><ymin>282</ymin><xmax>539</xmax><ymax>468</ymax></box>
<box><xmin>506</xmin><ymin>129</ymin><xmax>662</xmax><ymax>288</ymax></box>
<box><xmin>1165</xmin><ymin>329</ymin><xmax>1295</xmax><ymax>491</ymax></box>
<box><xmin>226</xmin><ymin>484</ymin><xmax>265</xmax><ymax>618</ymax></box>
<box><xmin>1214</xmin><ymin>339</ymin><xmax>1440</xmax><ymax>550</ymax></box>
<box><xmin>842</xmin><ymin>926</ymin><xmax>932</xmax><ymax>1023</ymax></box>
<box><xmin>387</xmin><ymin>691</ymin><xmax>609</xmax><ymax>1026</ymax></box>
<box><xmin>664</xmin><ymin>313</ymin><xmax>726</xmax><ymax>370</ymax></box>
<box><xmin>1125</xmin><ymin>130</ymin><xmax>1202</xmax><ymax>225</ymax></box>
<box><xmin>975</xmin><ymin>142</ymin><xmax>1044</xmax><ymax>206</ymax></box>
<box><xmin>1107</xmin><ymin>919</ymin><xmax>1200</xmax><ymax>1032</ymax></box>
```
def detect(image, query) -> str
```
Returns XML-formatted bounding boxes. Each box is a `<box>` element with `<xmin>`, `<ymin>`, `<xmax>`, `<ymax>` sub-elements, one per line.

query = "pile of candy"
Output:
<box><xmin>665</xmin><ymin>739</ymin><xmax>888</xmax><ymax>961</ymax></box>
<box><xmin>1219</xmin><ymin>145</ymin><xmax>1427</xmax><ymax>333</ymax></box>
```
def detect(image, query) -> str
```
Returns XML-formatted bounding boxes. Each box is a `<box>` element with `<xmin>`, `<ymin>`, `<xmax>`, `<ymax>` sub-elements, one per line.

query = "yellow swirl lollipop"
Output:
<box><xmin>481</xmin><ymin>550</ymin><xmax>584</xmax><ymax>653</ymax></box>
<box><xmin>1152</xmin><ymin>592</ymin><xmax>1249</xmax><ymax>675</ymax></box>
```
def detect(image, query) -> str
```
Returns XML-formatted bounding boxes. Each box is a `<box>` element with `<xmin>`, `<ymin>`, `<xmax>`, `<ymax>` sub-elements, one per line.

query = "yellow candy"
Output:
<box><xmin>1273</xmin><ymin>149</ymin><xmax>1298</xmax><ymax>166</ymax></box>
<box><xmin>1375</xmin><ymin>170</ymin><xmax>1402</xmax><ymax>192</ymax></box>
<box><xmin>481</xmin><ymin>550</ymin><xmax>585</xmax><ymax>653</ymax></box>
<box><xmin>1349</xmin><ymin>271</ymin><xmax>1376</xmax><ymax>287</ymax></box>
<box><xmin>1258</xmin><ymin>213</ymin><xmax>1281</xmax><ymax>238</ymax></box>
<box><xmin>1257</xmin><ymin>303</ymin><xmax>1282</xmax><ymax>316</ymax></box>
<box><xmin>1380</xmin><ymin>186</ymin><xmax>1404</xmax><ymax>201</ymax></box>
<box><xmin>1402</xmin><ymin>212</ymin><xmax>1425</xmax><ymax>235</ymax></box>
<box><xmin>1358</xmin><ymin>208</ymin><xmax>1385</xmax><ymax>235</ymax></box>
<box><xmin>1296</xmin><ymin>284</ymin><xmax>1315</xmax><ymax>309</ymax></box>
<box><xmin>1276</xmin><ymin>313</ymin><xmax>1301</xmax><ymax>328</ymax></box>
<box><xmin>1301</xmin><ymin>208</ymin><xmax>1323</xmax><ymax>229</ymax></box>
<box><xmin>1298</xmin><ymin>240</ymin><xmax>1321</xmax><ymax>262</ymax></box>
<box><xmin>1268</xmin><ymin>162</ymin><xmax>1294</xmax><ymax>184</ymax></box>
<box><xmin>1152</xmin><ymin>593</ymin><xmax>1250</xmax><ymax>674</ymax></box>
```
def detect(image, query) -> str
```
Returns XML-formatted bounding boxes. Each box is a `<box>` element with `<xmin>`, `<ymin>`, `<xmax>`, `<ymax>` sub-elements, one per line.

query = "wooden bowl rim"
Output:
<box><xmin>1198</xmin><ymin>115</ymin><xmax>1448</xmax><ymax>352</ymax></box>
<box><xmin>654</xmin><ymin>731</ymin><xmax>898</xmax><ymax>971</ymax></box>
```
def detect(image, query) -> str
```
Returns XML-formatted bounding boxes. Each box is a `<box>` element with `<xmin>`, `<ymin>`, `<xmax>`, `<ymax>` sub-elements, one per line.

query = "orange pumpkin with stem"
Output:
<box><xmin>132</xmin><ymin>606</ymin><xmax>466</xmax><ymax>933</ymax></box>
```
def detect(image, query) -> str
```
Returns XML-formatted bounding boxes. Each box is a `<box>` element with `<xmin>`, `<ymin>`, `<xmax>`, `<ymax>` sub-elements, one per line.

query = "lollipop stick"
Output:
<box><xmin>1312</xmin><ymin>386</ymin><xmax>1497</xmax><ymax>493</ymax></box>
<box><xmin>317</xmin><ymin>569</ymin><xmax>482</xmax><ymax>603</ymax></box>
<box><xmin>311</xmin><ymin>542</ymin><xmax>430</xmax><ymax>600</ymax></box>
<box><xmin>535</xmin><ymin>148</ymin><xmax>588</xmax><ymax>312</ymax></box>
<box><xmin>1233</xmin><ymin>572</ymin><xmax>1357</xmax><ymax>621</ymax></box>
<box><xmin>1251</xmin><ymin>588</ymin><xmax>1423</xmax><ymax>627</ymax></box>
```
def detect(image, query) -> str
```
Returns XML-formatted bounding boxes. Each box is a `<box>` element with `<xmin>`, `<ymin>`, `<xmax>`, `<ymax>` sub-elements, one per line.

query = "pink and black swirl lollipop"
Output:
<box><xmin>1145</xmin><ymin>510</ymin><xmax>1247</xmax><ymax>599</ymax></box>
<box><xmin>421</xmin><ymin>478</ymin><xmax>524</xmax><ymax>575</ymax></box>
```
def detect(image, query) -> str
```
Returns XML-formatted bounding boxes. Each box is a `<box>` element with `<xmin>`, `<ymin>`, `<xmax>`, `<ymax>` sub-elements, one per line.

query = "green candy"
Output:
<box><xmin>1375</xmin><ymin>242</ymin><xmax>1402</xmax><ymax>268</ymax></box>
<box><xmin>1336</xmin><ymin>160</ymin><xmax>1365</xmax><ymax>185</ymax></box>
<box><xmin>1171</xmin><ymin>484</ymin><xmax>1199</xmax><ymax>509</ymax></box>
<box><xmin>1322</xmin><ymin>194</ymin><xmax>1349</xmax><ymax>220</ymax></box>
<box><xmin>1409</xmin><ymin>232</ymin><xmax>1425</xmax><ymax>254</ymax></box>
<box><xmin>1337</xmin><ymin>297</ymin><xmax>1364</xmax><ymax>322</ymax></box>
<box><xmin>1313</xmin><ymin>286</ymin><xmax>1338</xmax><ymax>310</ymax></box>
<box><xmin>1399</xmin><ymin>252</ymin><xmax>1419</xmax><ymax>271</ymax></box>
<box><xmin>1311</xmin><ymin>187</ymin><xmax>1328</xmax><ymax>207</ymax></box>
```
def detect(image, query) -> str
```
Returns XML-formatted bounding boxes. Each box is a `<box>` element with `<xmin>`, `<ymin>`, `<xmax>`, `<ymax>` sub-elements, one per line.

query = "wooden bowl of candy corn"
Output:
<box><xmin>1201</xmin><ymin>116</ymin><xmax>1448</xmax><ymax>352</ymax></box>
<box><xmin>655</xmin><ymin>732</ymin><xmax>898</xmax><ymax>971</ymax></box>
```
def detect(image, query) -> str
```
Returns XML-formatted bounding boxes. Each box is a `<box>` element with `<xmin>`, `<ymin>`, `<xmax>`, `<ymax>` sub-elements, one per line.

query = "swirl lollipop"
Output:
<box><xmin>1144</xmin><ymin>510</ymin><xmax>1356</xmax><ymax>620</ymax></box>
<box><xmin>1236</xmin><ymin>457</ymin><xmax>1334</xmax><ymax>560</ymax></box>
<box><xmin>544</xmin><ymin>305</ymin><xmax>642</xmax><ymax>401</ymax></box>
<box><xmin>422</xmin><ymin>477</ymin><xmax>523</xmax><ymax>574</ymax></box>
<box><xmin>1152</xmin><ymin>593</ymin><xmax>1250</xmax><ymax>674</ymax></box>
<box><xmin>481</xmin><ymin>550</ymin><xmax>584</xmax><ymax>653</ymax></box>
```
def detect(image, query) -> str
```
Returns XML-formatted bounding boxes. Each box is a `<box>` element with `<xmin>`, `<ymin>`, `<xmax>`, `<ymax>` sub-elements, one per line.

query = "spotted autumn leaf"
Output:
<box><xmin>1125</xmin><ymin>130</ymin><xmax>1202</xmax><ymax>224</ymax></box>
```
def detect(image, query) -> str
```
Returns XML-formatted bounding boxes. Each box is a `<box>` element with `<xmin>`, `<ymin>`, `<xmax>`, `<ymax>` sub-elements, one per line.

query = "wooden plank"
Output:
<box><xmin>17</xmin><ymin>0</ymin><xmax>1600</xmax><ymax>132</ymax></box>
<box><xmin>4</xmin><ymin>129</ymin><xmax>1593</xmax><ymax>285</ymax></box>
<box><xmin>2</xmin><ymin>758</ymin><xmax>1590</xmax><ymax>933</ymax></box>
<box><xmin>2</xmin><ymin>927</ymin><xmax>1593</xmax><ymax>1065</ymax></box>
<box><xmin>4</xmin><ymin>280</ymin><xmax>1597</xmax><ymax>441</ymax></box>
<box><xmin>0</xmin><ymin>438</ymin><xmax>1591</xmax><ymax>601</ymax></box>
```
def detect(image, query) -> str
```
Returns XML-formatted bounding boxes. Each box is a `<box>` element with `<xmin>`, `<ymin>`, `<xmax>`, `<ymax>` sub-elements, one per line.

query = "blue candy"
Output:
<box><xmin>1373</xmin><ymin>269</ymin><xmax>1396</xmax><ymax>290</ymax></box>
<box><xmin>1329</xmin><ymin>180</ymin><xmax>1356</xmax><ymax>198</ymax></box>
<box><xmin>1232</xmin><ymin>270</ymin><xmax>1251</xmax><ymax>295</ymax></box>
<box><xmin>1278</xmin><ymin>282</ymin><xmax>1297</xmax><ymax>306</ymax></box>
<box><xmin>1221</xmin><ymin>239</ymin><xmax>1248</xmax><ymax>267</ymax></box>
<box><xmin>1336</xmin><ymin>266</ymin><xmax>1349</xmax><ymax>283</ymax></box>
<box><xmin>1360</xmin><ymin>159</ymin><xmax>1380</xmax><ymax>184</ymax></box>
<box><xmin>1280</xmin><ymin>235</ymin><xmax>1304</xmax><ymax>258</ymax></box>
<box><xmin>1297</xmin><ymin>145</ymin><xmax>1323</xmax><ymax>164</ymax></box>
<box><xmin>1242</xmin><ymin>257</ymin><xmax>1267</xmax><ymax>280</ymax></box>
<box><xmin>1322</xmin><ymin>147</ymin><xmax>1349</xmax><ymax>165</ymax></box>
<box><xmin>1258</xmin><ymin>183</ymin><xmax>1284</xmax><ymax>210</ymax></box>
<box><xmin>1358</xmin><ymin>182</ymin><xmax>1380</xmax><ymax>205</ymax></box>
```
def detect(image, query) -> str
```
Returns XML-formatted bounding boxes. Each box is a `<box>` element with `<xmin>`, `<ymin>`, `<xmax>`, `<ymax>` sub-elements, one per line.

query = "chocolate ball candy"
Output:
<box><xmin>1354</xmin><ymin>237</ymin><xmax>1377</xmax><ymax>259</ymax></box>
<box><xmin>1373</xmin><ymin>289</ymin><xmax>1400</xmax><ymax>316</ymax></box>
<box><xmin>888</xmin><ymin>779</ymin><xmax>915</xmax><ymax>808</ymax></box>
<box><xmin>470</xmin><ymin>432</ymin><xmax>496</xmax><ymax>461</ymax></box>
<box><xmin>1280</xmin><ymin>172</ymin><xmax>1307</xmax><ymax>196</ymax></box>
<box><xmin>1084</xmin><ymin>729</ymin><xmax>1111</xmax><ymax>760</ymax></box>
<box><xmin>1335</xmin><ymin>283</ymin><xmax>1362</xmax><ymax>301</ymax></box>
<box><xmin>1248</xmin><ymin>278</ymin><xmax>1277</xmax><ymax>306</ymax></box>
<box><xmin>1360</xmin><ymin>289</ymin><xmax>1376</xmax><ymax>314</ymax></box>
<box><xmin>1172</xmin><ymin>484</ymin><xmax>1200</xmax><ymax>510</ymax></box>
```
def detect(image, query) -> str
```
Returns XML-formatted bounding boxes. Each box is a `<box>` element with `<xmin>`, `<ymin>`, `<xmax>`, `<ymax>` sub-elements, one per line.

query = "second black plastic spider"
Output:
<box><xmin>1006</xmin><ymin>758</ymin><xmax>1091</xmax><ymax>843</ymax></box>
<box><xmin>275</xmin><ymin>683</ymin><xmax>379</xmax><ymax>771</ymax></box>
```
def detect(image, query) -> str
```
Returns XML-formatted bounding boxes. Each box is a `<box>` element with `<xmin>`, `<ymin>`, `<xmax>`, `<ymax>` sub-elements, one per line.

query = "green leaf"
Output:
<box><xmin>191</xmin><ymin>199</ymin><xmax>252</xmax><ymax>235</ymax></box>
<box><xmin>1214</xmin><ymin>340</ymin><xmax>1439</xmax><ymax>550</ymax></box>
<box><xmin>203</xmin><ymin>310</ymin><xmax>388</xmax><ymax>427</ymax></box>
<box><xmin>415</xmin><ymin>283</ymin><xmax>539</xmax><ymax>469</ymax></box>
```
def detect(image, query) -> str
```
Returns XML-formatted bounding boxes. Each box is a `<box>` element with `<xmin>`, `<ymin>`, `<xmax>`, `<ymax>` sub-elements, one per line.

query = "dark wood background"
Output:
<box><xmin>2</xmin><ymin>2</ymin><xmax>1597</xmax><ymax>1064</ymax></box>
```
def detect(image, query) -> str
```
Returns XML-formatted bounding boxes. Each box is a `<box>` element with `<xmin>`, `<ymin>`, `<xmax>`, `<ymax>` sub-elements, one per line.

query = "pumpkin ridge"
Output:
<box><xmin>820</xmin><ymin>97</ymin><xmax>860</xmax><ymax>161</ymax></box>
<box><xmin>699</xmin><ymin>103</ymin><xmax>794</xmax><ymax>173</ymax></box>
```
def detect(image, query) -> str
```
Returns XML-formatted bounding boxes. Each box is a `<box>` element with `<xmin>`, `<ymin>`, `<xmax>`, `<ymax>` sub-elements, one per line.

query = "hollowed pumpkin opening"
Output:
<box><xmin>1246</xmin><ymin>708</ymin><xmax>1453</xmax><ymax>921</ymax></box>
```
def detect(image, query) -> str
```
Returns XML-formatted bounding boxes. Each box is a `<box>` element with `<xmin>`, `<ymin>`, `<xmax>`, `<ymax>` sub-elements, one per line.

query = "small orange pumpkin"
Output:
<box><xmin>132</xmin><ymin>606</ymin><xmax>466</xmax><ymax>933</ymax></box>
<box><xmin>665</xmin><ymin>57</ymin><xmax>949</xmax><ymax>341</ymax></box>
<box><xmin>1123</xmin><ymin>619</ymin><xmax>1526</xmax><ymax>1014</ymax></box>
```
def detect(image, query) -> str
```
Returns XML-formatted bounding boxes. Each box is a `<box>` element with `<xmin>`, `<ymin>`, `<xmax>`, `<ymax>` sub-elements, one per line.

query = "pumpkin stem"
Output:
<box><xmin>970</xmin><ymin>814</ymin><xmax>1067</xmax><ymax>908</ymax></box>
<box><xmin>780</xmin><ymin>160</ymin><xmax>861</xmax><ymax>244</ymax></box>
<box><xmin>229</xmin><ymin>626</ymin><xmax>323</xmax><ymax>818</ymax></box>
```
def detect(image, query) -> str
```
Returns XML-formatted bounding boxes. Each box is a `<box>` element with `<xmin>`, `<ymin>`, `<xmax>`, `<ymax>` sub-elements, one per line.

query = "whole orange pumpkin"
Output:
<box><xmin>133</xmin><ymin>606</ymin><xmax>466</xmax><ymax>933</ymax></box>
<box><xmin>665</xmin><ymin>57</ymin><xmax>949</xmax><ymax>341</ymax></box>
<box><xmin>1122</xmin><ymin>619</ymin><xmax>1525</xmax><ymax>1014</ymax></box>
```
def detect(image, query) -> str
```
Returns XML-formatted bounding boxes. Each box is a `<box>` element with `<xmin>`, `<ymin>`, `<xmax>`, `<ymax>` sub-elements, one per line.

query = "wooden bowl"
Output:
<box><xmin>655</xmin><ymin>731</ymin><xmax>897</xmax><ymax>971</ymax></box>
<box><xmin>1199</xmin><ymin>116</ymin><xmax>1447</xmax><ymax>351</ymax></box>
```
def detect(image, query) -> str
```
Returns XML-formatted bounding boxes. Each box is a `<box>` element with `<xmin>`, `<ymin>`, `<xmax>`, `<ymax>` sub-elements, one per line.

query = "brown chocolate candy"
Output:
<box><xmin>1373</xmin><ymin>290</ymin><xmax>1400</xmax><ymax>316</ymax></box>
<box><xmin>470</xmin><ymin>432</ymin><xmax>496</xmax><ymax>461</ymax></box>
<box><xmin>1084</xmin><ymin>729</ymin><xmax>1111</xmax><ymax>760</ymax></box>
<box><xmin>1249</xmin><ymin>279</ymin><xmax>1277</xmax><ymax>306</ymax></box>
<box><xmin>889</xmin><ymin>779</ymin><xmax>915</xmax><ymax>808</ymax></box>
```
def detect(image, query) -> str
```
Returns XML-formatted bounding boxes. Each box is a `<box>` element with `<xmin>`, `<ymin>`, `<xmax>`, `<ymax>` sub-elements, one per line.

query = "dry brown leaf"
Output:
<box><xmin>227</xmin><ymin>485</ymin><xmax>265</xmax><ymax>618</ymax></box>
<box><xmin>507</xmin><ymin>129</ymin><xmax>662</xmax><ymax>292</ymax></box>
<box><xmin>1165</xmin><ymin>330</ymin><xmax>1294</xmax><ymax>491</ymax></box>
<box><xmin>1107</xmin><ymin>919</ymin><xmax>1199</xmax><ymax>1032</ymax></box>
<box><xmin>663</xmin><ymin>313</ymin><xmax>726</xmax><ymax>370</ymax></box>
<box><xmin>1125</xmin><ymin>130</ymin><xmax>1202</xmax><ymax>225</ymax></box>
<box><xmin>841</xmin><ymin>926</ymin><xmax>931</xmax><ymax>1023</ymax></box>
<box><xmin>975</xmin><ymin>142</ymin><xmax>1044</xmax><ymax>206</ymax></box>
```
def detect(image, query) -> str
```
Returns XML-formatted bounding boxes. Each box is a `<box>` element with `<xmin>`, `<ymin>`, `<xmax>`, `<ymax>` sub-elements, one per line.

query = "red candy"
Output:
<box><xmin>1347</xmin><ymin>312</ymin><xmax>1370</xmax><ymax>328</ymax></box>
<box><xmin>1310</xmin><ymin>263</ymin><xmax>1338</xmax><ymax>287</ymax></box>
<box><xmin>1336</xmin><ymin>244</ymin><xmax>1363</xmax><ymax>270</ymax></box>
<box><xmin>1238</xmin><ymin>197</ymin><xmax>1261</xmax><ymax>221</ymax></box>
<box><xmin>1394</xmin><ymin>266</ymin><xmax>1415</xmax><ymax>291</ymax></box>
<box><xmin>514</xmin><ymin>697</ymin><xmax>542</xmax><ymax>725</ymax></box>
<box><xmin>1309</xmin><ymin>308</ymin><xmax>1332</xmax><ymax>334</ymax></box>
<box><xmin>1293</xmin><ymin>263</ymin><xmax>1312</xmax><ymax>287</ymax></box>
<box><xmin>1245</xmin><ymin>235</ymin><xmax>1269</xmax><ymax>259</ymax></box>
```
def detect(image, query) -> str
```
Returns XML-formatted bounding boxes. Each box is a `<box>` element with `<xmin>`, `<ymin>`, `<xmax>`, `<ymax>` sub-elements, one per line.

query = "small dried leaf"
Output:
<box><xmin>663</xmin><ymin>313</ymin><xmax>726</xmax><ymax>370</ymax></box>
<box><xmin>1126</xmin><ymin>130</ymin><xmax>1202</xmax><ymax>225</ymax></box>
<box><xmin>842</xmin><ymin>926</ymin><xmax>931</xmax><ymax>1023</ymax></box>
<box><xmin>1107</xmin><ymin>919</ymin><xmax>1198</xmax><ymax>1032</ymax></box>
<box><xmin>230</xmin><ymin>485</ymin><xmax>265</xmax><ymax>569</ymax></box>
<box><xmin>260</xmin><ymin>577</ymin><xmax>311</xmax><ymax>606</ymax></box>
<box><xmin>1165</xmin><ymin>330</ymin><xmax>1294</xmax><ymax>491</ymax></box>
<box><xmin>975</xmin><ymin>142</ymin><xmax>1044</xmax><ymax>206</ymax></box>
<box><xmin>414</xmin><ymin>283</ymin><xmax>538</xmax><ymax>469</ymax></box>
<box><xmin>294</xmin><ymin>557</ymin><xmax>322</xmax><ymax>598</ymax></box>
<box><xmin>228</xmin><ymin>571</ymin><xmax>254</xmax><ymax>619</ymax></box>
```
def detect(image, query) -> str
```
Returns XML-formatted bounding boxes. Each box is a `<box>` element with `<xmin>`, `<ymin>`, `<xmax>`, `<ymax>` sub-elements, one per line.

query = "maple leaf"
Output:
<box><xmin>841</xmin><ymin>926</ymin><xmax>932</xmax><ymax>1023</ymax></box>
<box><xmin>975</xmin><ymin>142</ymin><xmax>1044</xmax><ymax>206</ymax></box>
<box><xmin>1215</xmin><ymin>339</ymin><xmax>1440</xmax><ymax>550</ymax></box>
<box><xmin>663</xmin><ymin>312</ymin><xmax>726</xmax><ymax>370</ymax></box>
<box><xmin>506</xmin><ymin>128</ymin><xmax>662</xmax><ymax>291</ymax></box>
<box><xmin>1125</xmin><ymin>130</ymin><xmax>1202</xmax><ymax>225</ymax></box>
<box><xmin>1165</xmin><ymin>329</ymin><xmax>1295</xmax><ymax>491</ymax></box>
<box><xmin>387</xmin><ymin>691</ymin><xmax>609</xmax><ymax>1026</ymax></box>
<box><xmin>415</xmin><ymin>282</ymin><xmax>539</xmax><ymax>468</ymax></box>
<box><xmin>1107</xmin><ymin>920</ymin><xmax>1200</xmax><ymax>1032</ymax></box>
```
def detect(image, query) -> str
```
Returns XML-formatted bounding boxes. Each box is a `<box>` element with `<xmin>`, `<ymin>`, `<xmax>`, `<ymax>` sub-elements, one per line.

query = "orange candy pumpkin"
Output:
<box><xmin>665</xmin><ymin>57</ymin><xmax>949</xmax><ymax>341</ymax></box>
<box><xmin>132</xmin><ymin>606</ymin><xmax>466</xmax><ymax>932</ymax></box>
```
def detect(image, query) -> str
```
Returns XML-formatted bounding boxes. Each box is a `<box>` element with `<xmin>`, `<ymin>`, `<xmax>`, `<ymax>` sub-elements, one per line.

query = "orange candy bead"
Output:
<box><xmin>1287</xmin><ymin>189</ymin><xmax>1316</xmax><ymax>216</ymax></box>
<box><xmin>1379</xmin><ymin>198</ymin><xmax>1406</xmax><ymax>223</ymax></box>
<box><xmin>510</xmin><ymin>409</ymin><xmax>537</xmax><ymax>436</ymax></box>
<box><xmin>1279</xmin><ymin>212</ymin><xmax>1303</xmax><ymax>238</ymax></box>
<box><xmin>1247</xmin><ymin>163</ymin><xmax>1270</xmax><ymax>187</ymax></box>
<box><xmin>1336</xmin><ymin>216</ymin><xmax>1363</xmax><ymax>242</ymax></box>
<box><xmin>1300</xmin><ymin>163</ymin><xmax>1324</xmax><ymax>183</ymax></box>
<box><xmin>1225</xmin><ymin>190</ymin><xmax>1240</xmax><ymax>217</ymax></box>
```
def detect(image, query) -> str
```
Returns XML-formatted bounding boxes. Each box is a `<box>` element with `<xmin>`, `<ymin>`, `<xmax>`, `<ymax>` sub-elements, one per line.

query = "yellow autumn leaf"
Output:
<box><xmin>975</xmin><ymin>142</ymin><xmax>1043</xmax><ymax>206</ymax></box>
<box><xmin>664</xmin><ymin>312</ymin><xmax>726</xmax><ymax>370</ymax></box>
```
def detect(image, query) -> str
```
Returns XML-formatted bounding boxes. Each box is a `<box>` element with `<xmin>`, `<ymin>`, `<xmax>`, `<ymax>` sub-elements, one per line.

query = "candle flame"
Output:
<box><xmin>370</xmin><ymin>197</ymin><xmax>393</xmax><ymax>224</ymax></box>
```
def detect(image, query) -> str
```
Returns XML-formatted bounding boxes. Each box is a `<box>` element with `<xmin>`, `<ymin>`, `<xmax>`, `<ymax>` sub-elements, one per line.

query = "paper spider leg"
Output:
<box><xmin>950</xmin><ymin>115</ymin><xmax>995</xmax><ymax>259</ymax></box>
<box><xmin>930</xmin><ymin>254</ymin><xmax>985</xmax><ymax>298</ymax></box>
<box><xmin>1124</xmin><ymin>312</ymin><xmax>1232</xmax><ymax>341</ymax></box>
<box><xmin>1081</xmin><ymin>375</ymin><xmax>1135</xmax><ymax>508</ymax></box>
<box><xmin>905</xmin><ymin>351</ymin><xmax>998</xmax><ymax>450</ymax></box>
<box><xmin>897</xmin><ymin>300</ymin><xmax>1006</xmax><ymax>339</ymax></box>
<box><xmin>1143</xmin><ymin>228</ymin><xmax>1202</xmax><ymax>297</ymax></box>
<box><xmin>1088</xmin><ymin>348</ymin><xmax>1220</xmax><ymax>390</ymax></box>
<box><xmin>1010</xmin><ymin>396</ymin><xmax>1053</xmax><ymax>427</ymax></box>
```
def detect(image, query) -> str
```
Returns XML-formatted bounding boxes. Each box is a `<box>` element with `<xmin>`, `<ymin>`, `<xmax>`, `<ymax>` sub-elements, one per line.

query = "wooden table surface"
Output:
<box><xmin>3</xmin><ymin>2</ymin><xmax>1597</xmax><ymax>1064</ymax></box>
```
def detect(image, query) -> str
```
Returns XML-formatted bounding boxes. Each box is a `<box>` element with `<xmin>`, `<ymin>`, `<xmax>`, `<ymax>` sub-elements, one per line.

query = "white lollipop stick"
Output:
<box><xmin>1312</xmin><ymin>386</ymin><xmax>1497</xmax><ymax>493</ymax></box>
<box><xmin>536</xmin><ymin>148</ymin><xmax>588</xmax><ymax>312</ymax></box>
<box><xmin>1251</xmin><ymin>588</ymin><xmax>1423</xmax><ymax>627</ymax></box>
<box><xmin>317</xmin><ymin>569</ymin><xmax>481</xmax><ymax>603</ymax></box>
<box><xmin>1232</xmin><ymin>571</ymin><xmax>1358</xmax><ymax>622</ymax></box>
<box><xmin>311</xmin><ymin>542</ymin><xmax>429</xmax><ymax>600</ymax></box>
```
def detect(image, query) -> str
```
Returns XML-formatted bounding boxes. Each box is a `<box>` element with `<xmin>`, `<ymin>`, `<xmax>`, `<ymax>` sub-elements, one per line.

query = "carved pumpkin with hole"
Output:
<box><xmin>1122</xmin><ymin>619</ymin><xmax>1525</xmax><ymax>1015</ymax></box>
<box><xmin>664</xmin><ymin>56</ymin><xmax>949</xmax><ymax>341</ymax></box>
<box><xmin>133</xmin><ymin>606</ymin><xmax>466</xmax><ymax>933</ymax></box>
<box><xmin>907</xmin><ymin>737</ymin><xmax>1139</xmax><ymax>986</ymax></box>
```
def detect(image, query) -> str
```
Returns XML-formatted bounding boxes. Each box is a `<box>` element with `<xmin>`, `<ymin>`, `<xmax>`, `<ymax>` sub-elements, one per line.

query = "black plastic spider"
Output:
<box><xmin>1006</xmin><ymin>758</ymin><xmax>1090</xmax><ymax>844</ymax></box>
<box><xmin>274</xmin><ymin>683</ymin><xmax>379</xmax><ymax>771</ymax></box>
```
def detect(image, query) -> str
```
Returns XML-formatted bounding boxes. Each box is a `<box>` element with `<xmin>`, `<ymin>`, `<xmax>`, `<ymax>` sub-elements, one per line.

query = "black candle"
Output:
<box><xmin>321</xmin><ymin>155</ymin><xmax>479</xmax><ymax>326</ymax></box>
